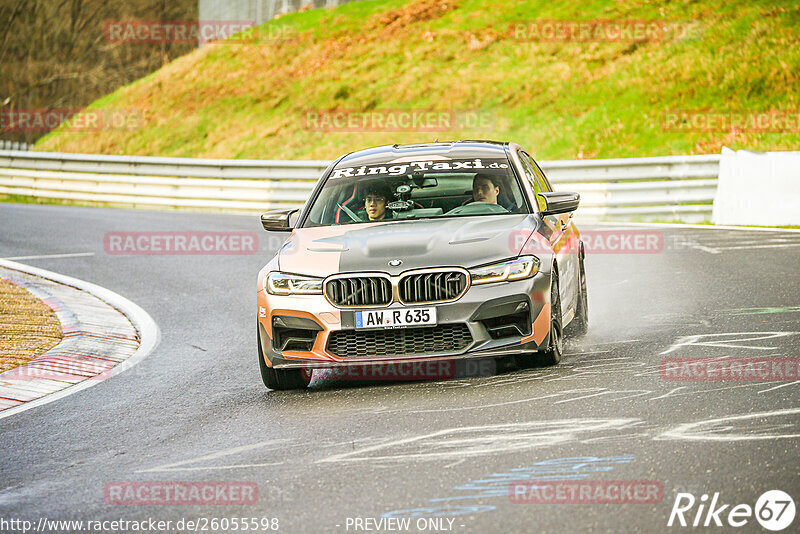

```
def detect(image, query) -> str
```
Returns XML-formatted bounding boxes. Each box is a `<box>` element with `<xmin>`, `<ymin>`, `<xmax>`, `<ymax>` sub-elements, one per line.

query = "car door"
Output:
<box><xmin>521</xmin><ymin>151</ymin><xmax>579</xmax><ymax>319</ymax></box>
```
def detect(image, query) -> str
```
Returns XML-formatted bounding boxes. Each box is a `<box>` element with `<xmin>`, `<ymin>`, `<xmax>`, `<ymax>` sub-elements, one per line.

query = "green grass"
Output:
<box><xmin>36</xmin><ymin>0</ymin><xmax>800</xmax><ymax>160</ymax></box>
<box><xmin>0</xmin><ymin>194</ymin><xmax>73</xmax><ymax>206</ymax></box>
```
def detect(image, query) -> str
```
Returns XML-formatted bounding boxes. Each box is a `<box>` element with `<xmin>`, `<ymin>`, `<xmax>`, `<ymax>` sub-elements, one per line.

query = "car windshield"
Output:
<box><xmin>303</xmin><ymin>156</ymin><xmax>529</xmax><ymax>227</ymax></box>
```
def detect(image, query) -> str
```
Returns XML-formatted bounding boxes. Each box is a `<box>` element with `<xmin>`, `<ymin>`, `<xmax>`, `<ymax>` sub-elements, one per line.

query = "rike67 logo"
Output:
<box><xmin>668</xmin><ymin>490</ymin><xmax>795</xmax><ymax>531</ymax></box>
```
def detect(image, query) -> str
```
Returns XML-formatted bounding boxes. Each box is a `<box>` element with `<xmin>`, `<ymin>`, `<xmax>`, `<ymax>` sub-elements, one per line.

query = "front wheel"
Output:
<box><xmin>537</xmin><ymin>272</ymin><xmax>564</xmax><ymax>366</ymax></box>
<box><xmin>258</xmin><ymin>327</ymin><xmax>310</xmax><ymax>390</ymax></box>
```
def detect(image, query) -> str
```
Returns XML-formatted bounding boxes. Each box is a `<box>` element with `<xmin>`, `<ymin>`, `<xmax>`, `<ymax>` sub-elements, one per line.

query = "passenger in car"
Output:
<box><xmin>359</xmin><ymin>184</ymin><xmax>395</xmax><ymax>221</ymax></box>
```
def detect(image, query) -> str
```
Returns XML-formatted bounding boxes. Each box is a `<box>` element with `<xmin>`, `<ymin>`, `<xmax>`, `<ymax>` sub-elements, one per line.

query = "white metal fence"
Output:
<box><xmin>544</xmin><ymin>155</ymin><xmax>720</xmax><ymax>221</ymax></box>
<box><xmin>0</xmin><ymin>141</ymin><xmax>32</xmax><ymax>151</ymax></box>
<box><xmin>199</xmin><ymin>0</ymin><xmax>359</xmax><ymax>38</ymax></box>
<box><xmin>0</xmin><ymin>150</ymin><xmax>721</xmax><ymax>222</ymax></box>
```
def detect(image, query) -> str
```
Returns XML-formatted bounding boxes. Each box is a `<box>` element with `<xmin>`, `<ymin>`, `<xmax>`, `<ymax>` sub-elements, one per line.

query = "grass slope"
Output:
<box><xmin>36</xmin><ymin>0</ymin><xmax>800</xmax><ymax>160</ymax></box>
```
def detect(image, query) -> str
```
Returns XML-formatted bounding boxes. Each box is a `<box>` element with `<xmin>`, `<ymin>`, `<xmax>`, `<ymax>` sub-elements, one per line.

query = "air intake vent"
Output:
<box><xmin>399</xmin><ymin>271</ymin><xmax>467</xmax><ymax>304</ymax></box>
<box><xmin>325</xmin><ymin>276</ymin><xmax>392</xmax><ymax>307</ymax></box>
<box><xmin>326</xmin><ymin>324</ymin><xmax>473</xmax><ymax>358</ymax></box>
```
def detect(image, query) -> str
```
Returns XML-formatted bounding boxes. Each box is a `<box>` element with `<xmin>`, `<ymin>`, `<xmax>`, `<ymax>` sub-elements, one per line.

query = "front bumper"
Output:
<box><xmin>257</xmin><ymin>272</ymin><xmax>552</xmax><ymax>369</ymax></box>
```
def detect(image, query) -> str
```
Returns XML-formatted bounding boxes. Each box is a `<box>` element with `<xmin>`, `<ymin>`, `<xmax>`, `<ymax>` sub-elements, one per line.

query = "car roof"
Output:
<box><xmin>335</xmin><ymin>140</ymin><xmax>510</xmax><ymax>167</ymax></box>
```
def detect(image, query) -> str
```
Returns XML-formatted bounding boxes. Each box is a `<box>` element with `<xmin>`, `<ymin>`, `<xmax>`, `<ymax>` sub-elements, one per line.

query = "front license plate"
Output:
<box><xmin>355</xmin><ymin>307</ymin><xmax>437</xmax><ymax>329</ymax></box>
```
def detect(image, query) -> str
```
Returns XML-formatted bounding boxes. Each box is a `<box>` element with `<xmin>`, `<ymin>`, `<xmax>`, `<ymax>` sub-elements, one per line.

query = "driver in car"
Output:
<box><xmin>472</xmin><ymin>174</ymin><xmax>500</xmax><ymax>204</ymax></box>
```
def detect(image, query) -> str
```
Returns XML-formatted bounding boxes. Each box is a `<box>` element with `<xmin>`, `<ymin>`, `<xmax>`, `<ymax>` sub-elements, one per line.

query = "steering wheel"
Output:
<box><xmin>446</xmin><ymin>201</ymin><xmax>509</xmax><ymax>216</ymax></box>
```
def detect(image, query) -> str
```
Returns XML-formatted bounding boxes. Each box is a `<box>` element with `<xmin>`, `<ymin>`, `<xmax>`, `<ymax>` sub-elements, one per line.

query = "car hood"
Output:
<box><xmin>278</xmin><ymin>215</ymin><xmax>542</xmax><ymax>277</ymax></box>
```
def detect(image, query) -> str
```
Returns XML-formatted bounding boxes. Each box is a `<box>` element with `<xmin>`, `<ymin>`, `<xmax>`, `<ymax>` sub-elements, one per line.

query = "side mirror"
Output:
<box><xmin>537</xmin><ymin>192</ymin><xmax>580</xmax><ymax>215</ymax></box>
<box><xmin>261</xmin><ymin>209</ymin><xmax>299</xmax><ymax>232</ymax></box>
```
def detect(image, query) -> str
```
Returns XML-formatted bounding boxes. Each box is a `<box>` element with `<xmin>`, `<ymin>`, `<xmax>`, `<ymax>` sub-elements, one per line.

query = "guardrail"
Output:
<box><xmin>545</xmin><ymin>155</ymin><xmax>720</xmax><ymax>221</ymax></box>
<box><xmin>0</xmin><ymin>140</ymin><xmax>32</xmax><ymax>151</ymax></box>
<box><xmin>0</xmin><ymin>150</ymin><xmax>721</xmax><ymax>222</ymax></box>
<box><xmin>199</xmin><ymin>0</ymin><xmax>360</xmax><ymax>35</ymax></box>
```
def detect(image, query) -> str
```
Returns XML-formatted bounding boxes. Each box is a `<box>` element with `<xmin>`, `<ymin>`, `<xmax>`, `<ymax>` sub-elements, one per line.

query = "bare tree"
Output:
<box><xmin>1</xmin><ymin>0</ymin><xmax>196</xmax><ymax>143</ymax></box>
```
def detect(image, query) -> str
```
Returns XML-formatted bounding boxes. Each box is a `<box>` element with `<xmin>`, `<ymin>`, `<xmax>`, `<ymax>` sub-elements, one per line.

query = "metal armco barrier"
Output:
<box><xmin>544</xmin><ymin>154</ymin><xmax>720</xmax><ymax>222</ymax></box>
<box><xmin>0</xmin><ymin>150</ymin><xmax>721</xmax><ymax>222</ymax></box>
<box><xmin>0</xmin><ymin>140</ymin><xmax>32</xmax><ymax>151</ymax></box>
<box><xmin>199</xmin><ymin>0</ymin><xmax>361</xmax><ymax>36</ymax></box>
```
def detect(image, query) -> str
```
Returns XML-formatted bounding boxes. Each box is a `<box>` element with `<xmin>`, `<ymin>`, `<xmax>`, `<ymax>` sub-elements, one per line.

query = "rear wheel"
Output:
<box><xmin>565</xmin><ymin>250</ymin><xmax>588</xmax><ymax>337</ymax></box>
<box><xmin>537</xmin><ymin>272</ymin><xmax>564</xmax><ymax>366</ymax></box>
<box><xmin>258</xmin><ymin>327</ymin><xmax>310</xmax><ymax>390</ymax></box>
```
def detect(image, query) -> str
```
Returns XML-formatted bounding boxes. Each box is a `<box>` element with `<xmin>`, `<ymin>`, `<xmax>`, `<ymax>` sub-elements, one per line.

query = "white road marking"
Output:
<box><xmin>589</xmin><ymin>221</ymin><xmax>800</xmax><ymax>234</ymax></box>
<box><xmin>660</xmin><ymin>331</ymin><xmax>798</xmax><ymax>355</ymax></box>
<box><xmin>143</xmin><ymin>462</ymin><xmax>284</xmax><ymax>472</ymax></box>
<box><xmin>697</xmin><ymin>238</ymin><xmax>797</xmax><ymax>246</ymax></box>
<box><xmin>648</xmin><ymin>387</ymin><xmax>688</xmax><ymax>400</ymax></box>
<box><xmin>570</xmin><ymin>361</ymin><xmax>646</xmax><ymax>370</ymax></box>
<box><xmin>409</xmin><ymin>390</ymin><xmax>586</xmax><ymax>413</ymax></box>
<box><xmin>710</xmin><ymin>243</ymin><xmax>800</xmax><ymax>251</ymax></box>
<box><xmin>690</xmin><ymin>244</ymin><xmax>722</xmax><ymax>254</ymax></box>
<box><xmin>562</xmin><ymin>350</ymin><xmax>612</xmax><ymax>356</ymax></box>
<box><xmin>137</xmin><ymin>439</ymin><xmax>290</xmax><ymax>473</ymax></box>
<box><xmin>554</xmin><ymin>389</ymin><xmax>651</xmax><ymax>404</ymax></box>
<box><xmin>1</xmin><ymin>252</ymin><xmax>94</xmax><ymax>260</ymax></box>
<box><xmin>581</xmin><ymin>339</ymin><xmax>642</xmax><ymax>345</ymax></box>
<box><xmin>551</xmin><ymin>390</ymin><xmax>614</xmax><ymax>404</ymax></box>
<box><xmin>659</xmin><ymin>407</ymin><xmax>800</xmax><ymax>441</ymax></box>
<box><xmin>758</xmin><ymin>381</ymin><xmax>800</xmax><ymax>394</ymax></box>
<box><xmin>591</xmin><ymin>222</ymin><xmax>800</xmax><ymax>254</ymax></box>
<box><xmin>580</xmin><ymin>431</ymin><xmax>652</xmax><ymax>444</ymax></box>
<box><xmin>317</xmin><ymin>418</ymin><xmax>639</xmax><ymax>464</ymax></box>
<box><xmin>658</xmin><ymin>382</ymin><xmax>767</xmax><ymax>398</ymax></box>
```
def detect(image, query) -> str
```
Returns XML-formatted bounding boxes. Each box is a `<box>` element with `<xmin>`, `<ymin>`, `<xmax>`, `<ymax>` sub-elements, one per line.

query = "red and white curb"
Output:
<box><xmin>0</xmin><ymin>259</ymin><xmax>159</xmax><ymax>419</ymax></box>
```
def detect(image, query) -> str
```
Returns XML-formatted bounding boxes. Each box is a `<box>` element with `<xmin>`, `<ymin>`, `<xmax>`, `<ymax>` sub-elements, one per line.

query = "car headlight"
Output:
<box><xmin>265</xmin><ymin>272</ymin><xmax>323</xmax><ymax>295</ymax></box>
<box><xmin>469</xmin><ymin>256</ymin><xmax>540</xmax><ymax>285</ymax></box>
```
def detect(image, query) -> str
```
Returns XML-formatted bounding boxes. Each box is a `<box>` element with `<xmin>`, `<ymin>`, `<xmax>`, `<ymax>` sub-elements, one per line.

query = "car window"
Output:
<box><xmin>519</xmin><ymin>151</ymin><xmax>547</xmax><ymax>212</ymax></box>
<box><xmin>528</xmin><ymin>154</ymin><xmax>555</xmax><ymax>192</ymax></box>
<box><xmin>303</xmin><ymin>157</ymin><xmax>530</xmax><ymax>227</ymax></box>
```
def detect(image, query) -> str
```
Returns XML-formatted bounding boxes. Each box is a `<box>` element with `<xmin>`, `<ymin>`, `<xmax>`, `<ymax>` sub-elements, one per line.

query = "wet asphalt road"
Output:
<box><xmin>1</xmin><ymin>202</ymin><xmax>799</xmax><ymax>533</ymax></box>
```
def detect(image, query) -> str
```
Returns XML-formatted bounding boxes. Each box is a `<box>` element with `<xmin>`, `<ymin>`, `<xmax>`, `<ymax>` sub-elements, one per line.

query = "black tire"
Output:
<box><xmin>537</xmin><ymin>271</ymin><xmax>564</xmax><ymax>366</ymax></box>
<box><xmin>565</xmin><ymin>250</ymin><xmax>588</xmax><ymax>337</ymax></box>
<box><xmin>258</xmin><ymin>327</ymin><xmax>310</xmax><ymax>390</ymax></box>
